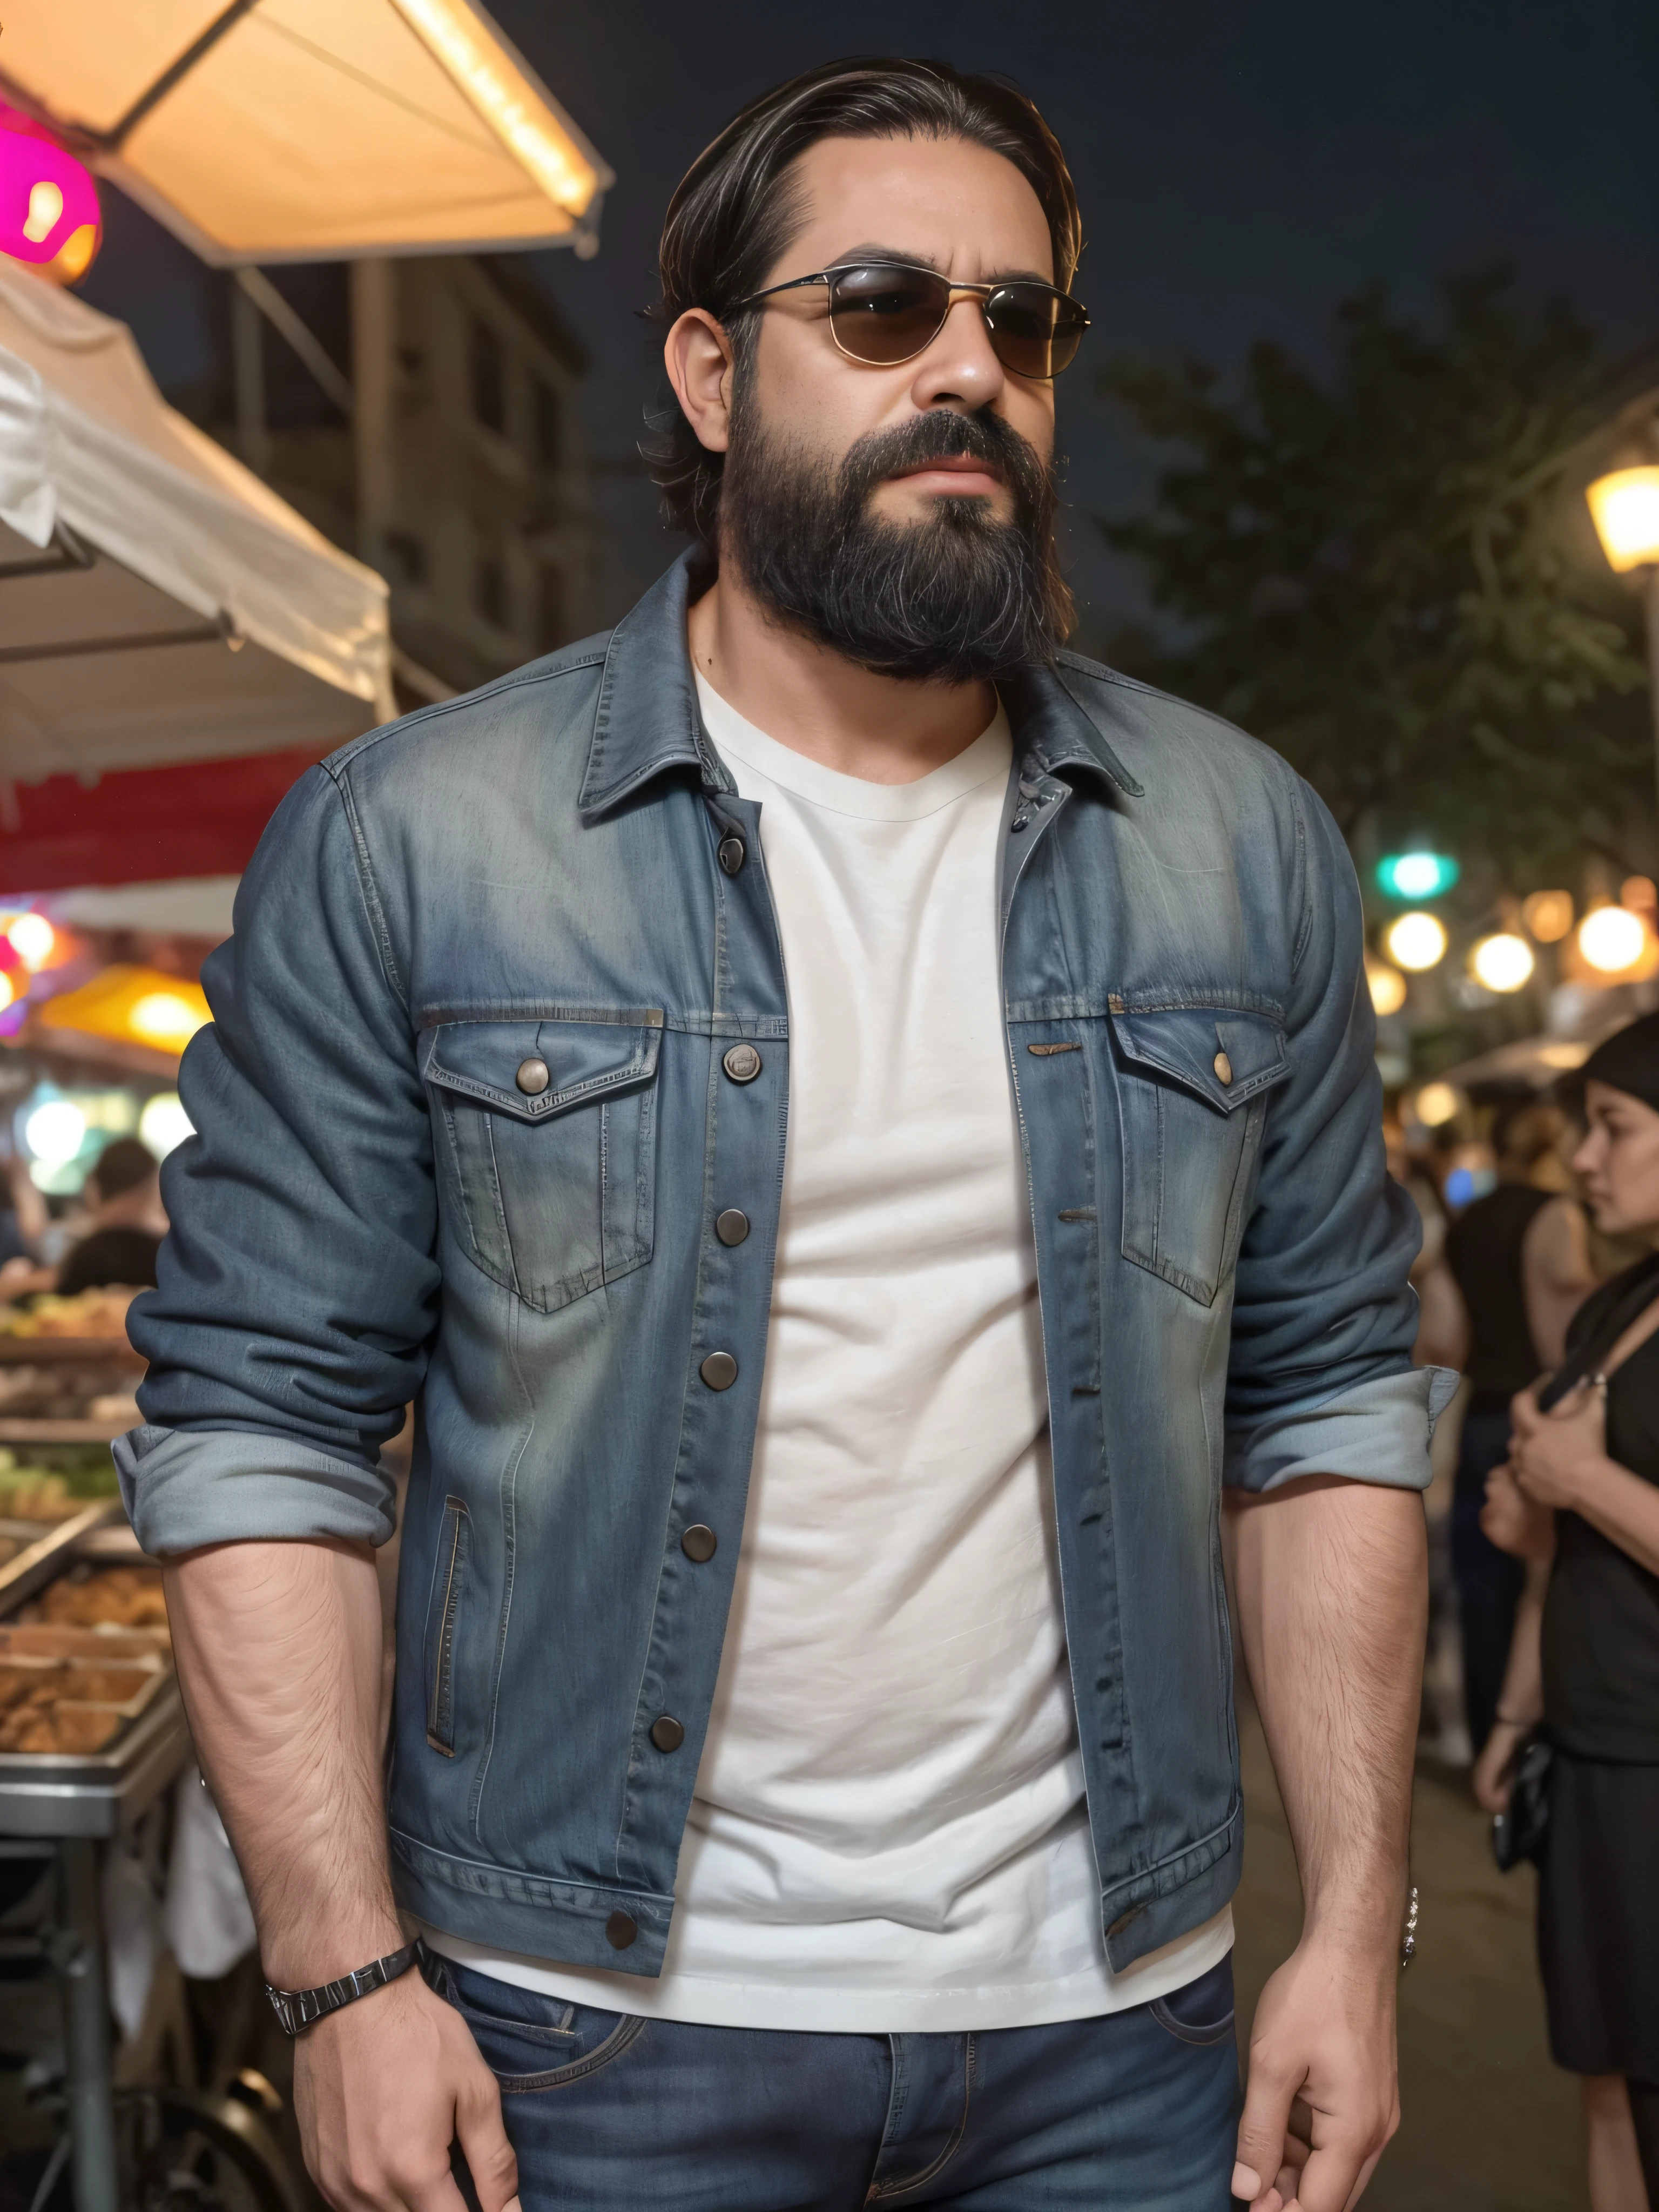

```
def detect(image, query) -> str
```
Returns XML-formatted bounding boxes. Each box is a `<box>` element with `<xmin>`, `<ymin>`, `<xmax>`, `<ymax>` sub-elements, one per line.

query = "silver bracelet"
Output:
<box><xmin>1399</xmin><ymin>1885</ymin><xmax>1419</xmax><ymax>1969</ymax></box>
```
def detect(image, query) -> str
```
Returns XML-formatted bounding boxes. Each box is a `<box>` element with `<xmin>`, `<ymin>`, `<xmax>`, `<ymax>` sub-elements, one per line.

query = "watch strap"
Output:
<box><xmin>265</xmin><ymin>1937</ymin><xmax>423</xmax><ymax>2037</ymax></box>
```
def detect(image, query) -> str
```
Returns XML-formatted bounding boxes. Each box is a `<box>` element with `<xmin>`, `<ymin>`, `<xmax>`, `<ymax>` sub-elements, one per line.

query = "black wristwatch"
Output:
<box><xmin>265</xmin><ymin>1938</ymin><xmax>423</xmax><ymax>2037</ymax></box>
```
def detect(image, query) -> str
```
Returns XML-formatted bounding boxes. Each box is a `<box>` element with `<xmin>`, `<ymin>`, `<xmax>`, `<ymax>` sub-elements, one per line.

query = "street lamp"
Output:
<box><xmin>1587</xmin><ymin>464</ymin><xmax>1659</xmax><ymax>826</ymax></box>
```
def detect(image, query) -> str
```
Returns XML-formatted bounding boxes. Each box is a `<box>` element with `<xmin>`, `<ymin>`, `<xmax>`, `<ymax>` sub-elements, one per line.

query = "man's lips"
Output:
<box><xmin>886</xmin><ymin>454</ymin><xmax>1004</xmax><ymax>492</ymax></box>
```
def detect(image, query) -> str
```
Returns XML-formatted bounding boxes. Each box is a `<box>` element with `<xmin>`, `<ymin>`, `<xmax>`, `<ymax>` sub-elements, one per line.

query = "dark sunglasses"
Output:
<box><xmin>726</xmin><ymin>260</ymin><xmax>1090</xmax><ymax>381</ymax></box>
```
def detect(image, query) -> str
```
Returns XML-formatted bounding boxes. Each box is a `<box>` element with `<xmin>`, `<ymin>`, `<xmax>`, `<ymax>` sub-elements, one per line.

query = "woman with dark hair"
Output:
<box><xmin>1478</xmin><ymin>1012</ymin><xmax>1659</xmax><ymax>2211</ymax></box>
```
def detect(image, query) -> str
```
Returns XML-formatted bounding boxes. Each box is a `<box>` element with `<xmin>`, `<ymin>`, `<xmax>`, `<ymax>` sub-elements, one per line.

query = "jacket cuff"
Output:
<box><xmin>113</xmin><ymin>1425</ymin><xmax>397</xmax><ymax>1555</ymax></box>
<box><xmin>1223</xmin><ymin>1366</ymin><xmax>1460</xmax><ymax>1495</ymax></box>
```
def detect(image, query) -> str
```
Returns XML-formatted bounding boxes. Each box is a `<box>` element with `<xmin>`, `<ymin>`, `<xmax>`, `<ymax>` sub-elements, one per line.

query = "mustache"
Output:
<box><xmin>836</xmin><ymin>408</ymin><xmax>1051</xmax><ymax>506</ymax></box>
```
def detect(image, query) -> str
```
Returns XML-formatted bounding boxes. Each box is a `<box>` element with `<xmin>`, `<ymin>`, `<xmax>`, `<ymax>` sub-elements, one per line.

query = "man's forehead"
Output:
<box><xmin>781</xmin><ymin>138</ymin><xmax>1055</xmax><ymax>281</ymax></box>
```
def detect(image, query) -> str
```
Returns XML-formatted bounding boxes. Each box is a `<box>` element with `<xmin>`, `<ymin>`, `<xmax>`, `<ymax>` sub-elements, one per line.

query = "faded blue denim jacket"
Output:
<box><xmin>117</xmin><ymin>552</ymin><xmax>1451</xmax><ymax>1977</ymax></box>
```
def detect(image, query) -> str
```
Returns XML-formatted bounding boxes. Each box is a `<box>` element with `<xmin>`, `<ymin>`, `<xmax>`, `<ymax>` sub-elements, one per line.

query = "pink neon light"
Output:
<box><xmin>0</xmin><ymin>104</ymin><xmax>99</xmax><ymax>268</ymax></box>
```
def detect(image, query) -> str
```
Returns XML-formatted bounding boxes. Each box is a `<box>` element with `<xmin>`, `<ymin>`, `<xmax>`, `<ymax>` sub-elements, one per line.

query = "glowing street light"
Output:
<box><xmin>1385</xmin><ymin>912</ymin><xmax>1448</xmax><ymax>972</ymax></box>
<box><xmin>1470</xmin><ymin>933</ymin><xmax>1535</xmax><ymax>993</ymax></box>
<box><xmin>1588</xmin><ymin>460</ymin><xmax>1659</xmax><ymax>827</ymax></box>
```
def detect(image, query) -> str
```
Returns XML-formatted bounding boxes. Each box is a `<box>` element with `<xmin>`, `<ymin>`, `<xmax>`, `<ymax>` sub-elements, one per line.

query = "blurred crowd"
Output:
<box><xmin>1391</xmin><ymin>1020</ymin><xmax>1659</xmax><ymax>2212</ymax></box>
<box><xmin>0</xmin><ymin>1138</ymin><xmax>167</xmax><ymax>1307</ymax></box>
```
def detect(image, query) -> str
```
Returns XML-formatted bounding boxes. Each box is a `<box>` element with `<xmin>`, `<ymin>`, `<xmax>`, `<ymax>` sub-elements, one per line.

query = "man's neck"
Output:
<box><xmin>686</xmin><ymin>568</ymin><xmax>996</xmax><ymax>786</ymax></box>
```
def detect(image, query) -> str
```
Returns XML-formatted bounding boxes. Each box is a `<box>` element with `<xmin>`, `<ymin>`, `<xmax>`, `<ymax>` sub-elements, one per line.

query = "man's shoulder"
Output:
<box><xmin>1050</xmin><ymin>648</ymin><xmax>1300</xmax><ymax>802</ymax></box>
<box><xmin>321</xmin><ymin>631</ymin><xmax>614</xmax><ymax>792</ymax></box>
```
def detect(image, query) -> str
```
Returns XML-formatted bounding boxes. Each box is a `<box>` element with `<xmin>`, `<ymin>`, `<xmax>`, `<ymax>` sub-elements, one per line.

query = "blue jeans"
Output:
<box><xmin>429</xmin><ymin>1953</ymin><xmax>1242</xmax><ymax>2210</ymax></box>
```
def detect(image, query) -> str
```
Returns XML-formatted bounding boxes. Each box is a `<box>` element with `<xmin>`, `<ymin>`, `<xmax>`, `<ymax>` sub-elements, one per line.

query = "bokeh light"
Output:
<box><xmin>1377</xmin><ymin>852</ymin><xmax>1459</xmax><ymax>900</ymax></box>
<box><xmin>129</xmin><ymin>990</ymin><xmax>210</xmax><ymax>1050</ymax></box>
<box><xmin>1579</xmin><ymin>906</ymin><xmax>1647</xmax><ymax>974</ymax></box>
<box><xmin>1521</xmin><ymin>890</ymin><xmax>1574</xmax><ymax>943</ymax></box>
<box><xmin>24</xmin><ymin>1098</ymin><xmax>86</xmax><ymax>1163</ymax></box>
<box><xmin>138</xmin><ymin>1093</ymin><xmax>194</xmax><ymax>1158</ymax></box>
<box><xmin>1470</xmin><ymin>933</ymin><xmax>1535</xmax><ymax>993</ymax></box>
<box><xmin>1413</xmin><ymin>1082</ymin><xmax>1461</xmax><ymax>1129</ymax></box>
<box><xmin>1385</xmin><ymin>912</ymin><xmax>1448</xmax><ymax>972</ymax></box>
<box><xmin>1366</xmin><ymin>959</ymin><xmax>1408</xmax><ymax>1016</ymax></box>
<box><xmin>5</xmin><ymin>912</ymin><xmax>53</xmax><ymax>970</ymax></box>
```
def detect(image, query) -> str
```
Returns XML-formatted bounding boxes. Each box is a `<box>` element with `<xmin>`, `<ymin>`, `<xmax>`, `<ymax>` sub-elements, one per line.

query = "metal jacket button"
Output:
<box><xmin>718</xmin><ymin>834</ymin><xmax>746</xmax><ymax>876</ymax></box>
<box><xmin>680</xmin><ymin>1524</ymin><xmax>717</xmax><ymax>1562</ymax></box>
<box><xmin>1213</xmin><ymin>1051</ymin><xmax>1233</xmax><ymax>1085</ymax></box>
<box><xmin>699</xmin><ymin>1351</ymin><xmax>738</xmax><ymax>1390</ymax></box>
<box><xmin>515</xmin><ymin>1057</ymin><xmax>550</xmax><ymax>1096</ymax></box>
<box><xmin>722</xmin><ymin>1043</ymin><xmax>761</xmax><ymax>1084</ymax></box>
<box><xmin>605</xmin><ymin>1911</ymin><xmax>637</xmax><ymax>1950</ymax></box>
<box><xmin>715</xmin><ymin>1209</ymin><xmax>750</xmax><ymax>1246</ymax></box>
<box><xmin>650</xmin><ymin>1715</ymin><xmax>685</xmax><ymax>1752</ymax></box>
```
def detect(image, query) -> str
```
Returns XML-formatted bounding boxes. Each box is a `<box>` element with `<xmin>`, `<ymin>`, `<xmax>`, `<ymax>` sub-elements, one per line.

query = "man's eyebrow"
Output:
<box><xmin>824</xmin><ymin>244</ymin><xmax>1054</xmax><ymax>285</ymax></box>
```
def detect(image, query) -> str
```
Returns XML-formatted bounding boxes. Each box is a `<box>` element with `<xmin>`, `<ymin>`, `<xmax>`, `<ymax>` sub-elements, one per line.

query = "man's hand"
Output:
<box><xmin>295</xmin><ymin>1973</ymin><xmax>517</xmax><ymax>2212</ymax></box>
<box><xmin>1233</xmin><ymin>1936</ymin><xmax>1398</xmax><ymax>2212</ymax></box>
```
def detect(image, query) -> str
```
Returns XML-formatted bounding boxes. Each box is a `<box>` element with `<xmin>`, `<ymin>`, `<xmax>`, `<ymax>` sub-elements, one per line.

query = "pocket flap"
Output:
<box><xmin>1110</xmin><ymin>1006</ymin><xmax>1288</xmax><ymax>1114</ymax></box>
<box><xmin>420</xmin><ymin>1015</ymin><xmax>663</xmax><ymax>1123</ymax></box>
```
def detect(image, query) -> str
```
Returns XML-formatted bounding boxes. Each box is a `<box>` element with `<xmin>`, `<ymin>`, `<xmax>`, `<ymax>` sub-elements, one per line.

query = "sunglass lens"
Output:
<box><xmin>987</xmin><ymin>285</ymin><xmax>1089</xmax><ymax>379</ymax></box>
<box><xmin>827</xmin><ymin>265</ymin><xmax>950</xmax><ymax>365</ymax></box>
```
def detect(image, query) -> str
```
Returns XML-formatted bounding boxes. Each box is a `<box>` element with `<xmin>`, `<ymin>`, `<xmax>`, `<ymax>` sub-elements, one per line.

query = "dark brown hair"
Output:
<box><xmin>645</xmin><ymin>57</ymin><xmax>1083</xmax><ymax>555</ymax></box>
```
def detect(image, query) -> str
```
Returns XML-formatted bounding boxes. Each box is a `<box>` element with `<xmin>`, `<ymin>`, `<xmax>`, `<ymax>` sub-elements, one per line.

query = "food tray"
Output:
<box><xmin>0</xmin><ymin>1338</ymin><xmax>145</xmax><ymax>1369</ymax></box>
<box><xmin>0</xmin><ymin>1502</ymin><xmax>188</xmax><ymax>1838</ymax></box>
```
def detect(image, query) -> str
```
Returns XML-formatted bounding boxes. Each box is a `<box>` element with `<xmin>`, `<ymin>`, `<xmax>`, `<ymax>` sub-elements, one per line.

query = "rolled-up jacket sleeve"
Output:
<box><xmin>1224</xmin><ymin>775</ymin><xmax>1457</xmax><ymax>1492</ymax></box>
<box><xmin>114</xmin><ymin>761</ymin><xmax>437</xmax><ymax>1554</ymax></box>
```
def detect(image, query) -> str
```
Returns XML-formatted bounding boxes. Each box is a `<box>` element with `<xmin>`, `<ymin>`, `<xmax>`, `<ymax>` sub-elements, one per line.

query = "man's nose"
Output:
<box><xmin>907</xmin><ymin>294</ymin><xmax>1004</xmax><ymax>412</ymax></box>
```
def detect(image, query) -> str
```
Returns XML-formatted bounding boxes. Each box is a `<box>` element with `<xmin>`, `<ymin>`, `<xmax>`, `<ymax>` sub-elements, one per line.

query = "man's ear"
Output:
<box><xmin>665</xmin><ymin>309</ymin><xmax>736</xmax><ymax>455</ymax></box>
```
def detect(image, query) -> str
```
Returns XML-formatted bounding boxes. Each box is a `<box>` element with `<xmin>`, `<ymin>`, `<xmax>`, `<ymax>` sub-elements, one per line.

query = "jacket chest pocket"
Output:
<box><xmin>420</xmin><ymin>1013</ymin><xmax>663</xmax><ymax>1314</ymax></box>
<box><xmin>1109</xmin><ymin>1007</ymin><xmax>1289</xmax><ymax>1307</ymax></box>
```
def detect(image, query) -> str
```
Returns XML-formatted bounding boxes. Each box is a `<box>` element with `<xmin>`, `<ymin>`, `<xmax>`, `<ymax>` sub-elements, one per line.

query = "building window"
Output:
<box><xmin>383</xmin><ymin>529</ymin><xmax>426</xmax><ymax>584</ymax></box>
<box><xmin>475</xmin><ymin>552</ymin><xmax>507</xmax><ymax>629</ymax></box>
<box><xmin>532</xmin><ymin>378</ymin><xmax>561</xmax><ymax>472</ymax></box>
<box><xmin>537</xmin><ymin>563</ymin><xmax>565</xmax><ymax>652</ymax></box>
<box><xmin>469</xmin><ymin>317</ymin><xmax>505</xmax><ymax>434</ymax></box>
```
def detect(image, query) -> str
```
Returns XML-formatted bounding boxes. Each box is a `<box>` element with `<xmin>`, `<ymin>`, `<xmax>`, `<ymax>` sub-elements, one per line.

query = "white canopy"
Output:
<box><xmin>0</xmin><ymin>0</ymin><xmax>612</xmax><ymax>262</ymax></box>
<box><xmin>0</xmin><ymin>261</ymin><xmax>391</xmax><ymax>781</ymax></box>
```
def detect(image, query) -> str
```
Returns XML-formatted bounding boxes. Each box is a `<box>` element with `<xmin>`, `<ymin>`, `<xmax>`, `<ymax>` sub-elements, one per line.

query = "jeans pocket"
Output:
<box><xmin>436</xmin><ymin>1961</ymin><xmax>645</xmax><ymax>2093</ymax></box>
<box><xmin>1150</xmin><ymin>1955</ymin><xmax>1236</xmax><ymax>2047</ymax></box>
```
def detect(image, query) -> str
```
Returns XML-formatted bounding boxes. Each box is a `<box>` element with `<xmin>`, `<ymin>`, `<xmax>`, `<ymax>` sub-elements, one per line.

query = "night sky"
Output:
<box><xmin>84</xmin><ymin>0</ymin><xmax>1659</xmax><ymax>644</ymax></box>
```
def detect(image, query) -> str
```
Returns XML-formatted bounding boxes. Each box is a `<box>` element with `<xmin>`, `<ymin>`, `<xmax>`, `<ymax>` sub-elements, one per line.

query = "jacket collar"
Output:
<box><xmin>579</xmin><ymin>550</ymin><xmax>1143</xmax><ymax>818</ymax></box>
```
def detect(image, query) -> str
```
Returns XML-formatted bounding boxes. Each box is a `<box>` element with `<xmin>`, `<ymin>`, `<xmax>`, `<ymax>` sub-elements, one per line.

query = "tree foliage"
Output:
<box><xmin>1098</xmin><ymin>273</ymin><xmax>1649</xmax><ymax>884</ymax></box>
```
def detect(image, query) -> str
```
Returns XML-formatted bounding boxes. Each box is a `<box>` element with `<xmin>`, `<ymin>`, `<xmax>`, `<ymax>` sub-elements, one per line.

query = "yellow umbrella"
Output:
<box><xmin>0</xmin><ymin>0</ymin><xmax>613</xmax><ymax>262</ymax></box>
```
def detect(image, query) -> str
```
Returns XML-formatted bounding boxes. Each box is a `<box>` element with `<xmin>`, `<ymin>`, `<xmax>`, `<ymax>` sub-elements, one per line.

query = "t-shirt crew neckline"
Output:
<box><xmin>693</xmin><ymin>673</ymin><xmax>1011</xmax><ymax>821</ymax></box>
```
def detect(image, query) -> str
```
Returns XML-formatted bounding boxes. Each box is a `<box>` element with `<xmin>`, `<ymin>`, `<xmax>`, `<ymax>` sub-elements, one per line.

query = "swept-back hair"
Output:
<box><xmin>645</xmin><ymin>57</ymin><xmax>1083</xmax><ymax>556</ymax></box>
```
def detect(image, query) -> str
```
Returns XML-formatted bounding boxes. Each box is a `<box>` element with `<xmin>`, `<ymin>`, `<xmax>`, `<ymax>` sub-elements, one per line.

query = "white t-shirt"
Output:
<box><xmin>424</xmin><ymin>676</ymin><xmax>1230</xmax><ymax>2031</ymax></box>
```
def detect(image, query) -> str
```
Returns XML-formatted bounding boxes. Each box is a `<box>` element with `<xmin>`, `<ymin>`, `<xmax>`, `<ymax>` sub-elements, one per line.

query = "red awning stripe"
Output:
<box><xmin>0</xmin><ymin>745</ymin><xmax>332</xmax><ymax>893</ymax></box>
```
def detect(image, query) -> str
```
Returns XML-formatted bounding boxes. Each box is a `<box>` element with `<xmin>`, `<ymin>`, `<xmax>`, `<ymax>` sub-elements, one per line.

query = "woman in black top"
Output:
<box><xmin>1479</xmin><ymin>1014</ymin><xmax>1659</xmax><ymax>2212</ymax></box>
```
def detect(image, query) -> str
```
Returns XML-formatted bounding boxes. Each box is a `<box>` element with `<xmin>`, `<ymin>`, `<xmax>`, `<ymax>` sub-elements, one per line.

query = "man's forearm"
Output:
<box><xmin>1230</xmin><ymin>1473</ymin><xmax>1425</xmax><ymax>1941</ymax></box>
<box><xmin>163</xmin><ymin>1539</ymin><xmax>403</xmax><ymax>1989</ymax></box>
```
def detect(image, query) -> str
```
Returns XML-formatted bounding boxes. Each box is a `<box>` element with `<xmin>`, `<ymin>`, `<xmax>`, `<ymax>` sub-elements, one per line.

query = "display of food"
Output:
<box><xmin>0</xmin><ymin>1448</ymin><xmax>123</xmax><ymax>1523</ymax></box>
<box><xmin>25</xmin><ymin>1563</ymin><xmax>168</xmax><ymax>1631</ymax></box>
<box><xmin>0</xmin><ymin>1287</ymin><xmax>140</xmax><ymax>1339</ymax></box>
<box><xmin>0</xmin><ymin>1621</ymin><xmax>170</xmax><ymax>1755</ymax></box>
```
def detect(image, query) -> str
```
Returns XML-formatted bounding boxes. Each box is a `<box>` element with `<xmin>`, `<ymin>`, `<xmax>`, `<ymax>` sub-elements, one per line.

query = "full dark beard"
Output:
<box><xmin>718</xmin><ymin>395</ymin><xmax>1070</xmax><ymax>683</ymax></box>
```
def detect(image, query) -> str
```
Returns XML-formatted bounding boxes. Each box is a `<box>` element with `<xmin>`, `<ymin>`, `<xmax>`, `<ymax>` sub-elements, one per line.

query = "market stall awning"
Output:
<box><xmin>0</xmin><ymin>0</ymin><xmax>613</xmax><ymax>262</ymax></box>
<box><xmin>0</xmin><ymin>260</ymin><xmax>391</xmax><ymax>787</ymax></box>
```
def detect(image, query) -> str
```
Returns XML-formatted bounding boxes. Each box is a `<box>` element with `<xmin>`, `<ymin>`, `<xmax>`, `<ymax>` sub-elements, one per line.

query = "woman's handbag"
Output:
<box><xmin>1491</xmin><ymin>1730</ymin><xmax>1553</xmax><ymax>1871</ymax></box>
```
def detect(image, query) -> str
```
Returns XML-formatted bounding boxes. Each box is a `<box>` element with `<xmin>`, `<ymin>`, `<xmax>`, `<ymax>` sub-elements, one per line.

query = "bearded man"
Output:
<box><xmin>120</xmin><ymin>56</ymin><xmax>1450</xmax><ymax>2212</ymax></box>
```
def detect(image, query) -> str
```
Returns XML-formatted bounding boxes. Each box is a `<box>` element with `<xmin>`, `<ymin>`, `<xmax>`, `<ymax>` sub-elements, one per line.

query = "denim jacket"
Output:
<box><xmin>118</xmin><ymin>552</ymin><xmax>1448</xmax><ymax>1975</ymax></box>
